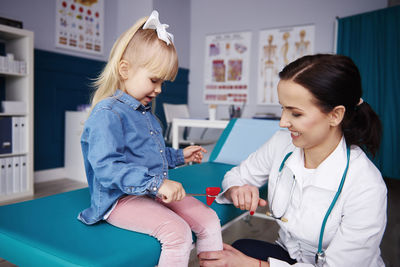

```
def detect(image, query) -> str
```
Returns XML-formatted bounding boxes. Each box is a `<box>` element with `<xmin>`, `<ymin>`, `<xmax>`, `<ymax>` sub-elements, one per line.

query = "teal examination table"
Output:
<box><xmin>0</xmin><ymin>118</ymin><xmax>280</xmax><ymax>266</ymax></box>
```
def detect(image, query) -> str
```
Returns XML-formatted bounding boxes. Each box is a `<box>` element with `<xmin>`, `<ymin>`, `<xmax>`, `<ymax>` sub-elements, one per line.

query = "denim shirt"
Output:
<box><xmin>78</xmin><ymin>90</ymin><xmax>184</xmax><ymax>225</ymax></box>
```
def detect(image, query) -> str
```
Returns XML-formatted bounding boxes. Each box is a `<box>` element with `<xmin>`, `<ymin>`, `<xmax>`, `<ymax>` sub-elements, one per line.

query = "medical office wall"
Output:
<box><xmin>0</xmin><ymin>0</ymin><xmax>190</xmax><ymax>68</ymax></box>
<box><xmin>1</xmin><ymin>0</ymin><xmax>191</xmax><ymax>173</ymax></box>
<box><xmin>188</xmin><ymin>0</ymin><xmax>388</xmax><ymax>121</ymax></box>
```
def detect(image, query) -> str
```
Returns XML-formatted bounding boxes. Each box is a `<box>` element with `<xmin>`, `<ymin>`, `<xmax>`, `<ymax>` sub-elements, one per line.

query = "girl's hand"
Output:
<box><xmin>225</xmin><ymin>185</ymin><xmax>267</xmax><ymax>214</ymax></box>
<box><xmin>158</xmin><ymin>179</ymin><xmax>186</xmax><ymax>203</ymax></box>
<box><xmin>198</xmin><ymin>243</ymin><xmax>269</xmax><ymax>267</ymax></box>
<box><xmin>183</xmin><ymin>145</ymin><xmax>207</xmax><ymax>164</ymax></box>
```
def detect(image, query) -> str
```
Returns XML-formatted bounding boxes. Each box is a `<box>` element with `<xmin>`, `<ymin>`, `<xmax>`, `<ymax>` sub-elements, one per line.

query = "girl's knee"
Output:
<box><xmin>194</xmin><ymin>208</ymin><xmax>222</xmax><ymax>238</ymax></box>
<box><xmin>153</xmin><ymin>219</ymin><xmax>193</xmax><ymax>248</ymax></box>
<box><xmin>202</xmin><ymin>209</ymin><xmax>222</xmax><ymax>230</ymax></box>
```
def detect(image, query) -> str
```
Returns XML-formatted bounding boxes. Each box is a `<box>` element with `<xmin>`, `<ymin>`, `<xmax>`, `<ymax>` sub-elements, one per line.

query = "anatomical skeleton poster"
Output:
<box><xmin>258</xmin><ymin>24</ymin><xmax>314</xmax><ymax>105</ymax></box>
<box><xmin>204</xmin><ymin>31</ymin><xmax>251</xmax><ymax>104</ymax></box>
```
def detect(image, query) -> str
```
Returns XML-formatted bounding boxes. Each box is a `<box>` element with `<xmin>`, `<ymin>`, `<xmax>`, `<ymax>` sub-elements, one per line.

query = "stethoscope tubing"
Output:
<box><xmin>316</xmin><ymin>146</ymin><xmax>350</xmax><ymax>258</ymax></box>
<box><xmin>269</xmin><ymin>147</ymin><xmax>350</xmax><ymax>265</ymax></box>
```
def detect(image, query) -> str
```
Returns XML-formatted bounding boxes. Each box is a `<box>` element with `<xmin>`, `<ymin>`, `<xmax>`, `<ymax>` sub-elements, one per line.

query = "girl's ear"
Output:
<box><xmin>329</xmin><ymin>105</ymin><xmax>345</xmax><ymax>127</ymax></box>
<box><xmin>118</xmin><ymin>60</ymin><xmax>130</xmax><ymax>80</ymax></box>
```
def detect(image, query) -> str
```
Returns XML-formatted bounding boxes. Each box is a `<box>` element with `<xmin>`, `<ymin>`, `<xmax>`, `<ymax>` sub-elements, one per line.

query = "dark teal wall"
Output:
<box><xmin>34</xmin><ymin>49</ymin><xmax>188</xmax><ymax>171</ymax></box>
<box><xmin>153</xmin><ymin>68</ymin><xmax>189</xmax><ymax>133</ymax></box>
<box><xmin>34</xmin><ymin>49</ymin><xmax>105</xmax><ymax>171</ymax></box>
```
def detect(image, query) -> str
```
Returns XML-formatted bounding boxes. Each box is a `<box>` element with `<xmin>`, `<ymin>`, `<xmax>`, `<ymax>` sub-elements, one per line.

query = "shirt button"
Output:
<box><xmin>163</xmin><ymin>172</ymin><xmax>167</xmax><ymax>176</ymax></box>
<box><xmin>142</xmin><ymin>111</ymin><xmax>145</xmax><ymax>114</ymax></box>
<box><xmin>160</xmin><ymin>149</ymin><xmax>163</xmax><ymax>153</ymax></box>
<box><xmin>150</xmin><ymin>131</ymin><xmax>153</xmax><ymax>135</ymax></box>
<box><xmin>153</xmin><ymin>187</ymin><xmax>157</xmax><ymax>191</ymax></box>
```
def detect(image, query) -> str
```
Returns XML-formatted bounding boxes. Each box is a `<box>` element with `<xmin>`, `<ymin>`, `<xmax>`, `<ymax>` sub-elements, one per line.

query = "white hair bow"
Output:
<box><xmin>143</xmin><ymin>10</ymin><xmax>174</xmax><ymax>45</ymax></box>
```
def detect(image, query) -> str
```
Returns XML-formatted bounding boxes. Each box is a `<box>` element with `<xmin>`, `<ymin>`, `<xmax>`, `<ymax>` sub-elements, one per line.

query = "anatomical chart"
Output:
<box><xmin>204</xmin><ymin>31</ymin><xmax>251</xmax><ymax>104</ymax></box>
<box><xmin>56</xmin><ymin>0</ymin><xmax>104</xmax><ymax>55</ymax></box>
<box><xmin>258</xmin><ymin>25</ymin><xmax>314</xmax><ymax>104</ymax></box>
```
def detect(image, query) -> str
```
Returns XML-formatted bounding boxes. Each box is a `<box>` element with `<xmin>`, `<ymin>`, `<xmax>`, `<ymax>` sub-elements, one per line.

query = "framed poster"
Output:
<box><xmin>258</xmin><ymin>24</ymin><xmax>314</xmax><ymax>105</ymax></box>
<box><xmin>56</xmin><ymin>0</ymin><xmax>104</xmax><ymax>55</ymax></box>
<box><xmin>203</xmin><ymin>31</ymin><xmax>251</xmax><ymax>105</ymax></box>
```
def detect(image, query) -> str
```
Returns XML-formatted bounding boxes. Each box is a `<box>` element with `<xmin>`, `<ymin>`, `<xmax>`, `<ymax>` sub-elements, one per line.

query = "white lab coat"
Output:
<box><xmin>216</xmin><ymin>130</ymin><xmax>387</xmax><ymax>267</ymax></box>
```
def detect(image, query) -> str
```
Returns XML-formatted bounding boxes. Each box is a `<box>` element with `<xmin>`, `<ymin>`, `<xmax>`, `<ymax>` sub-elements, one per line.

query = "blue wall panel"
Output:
<box><xmin>153</xmin><ymin>68</ymin><xmax>189</xmax><ymax>134</ymax></box>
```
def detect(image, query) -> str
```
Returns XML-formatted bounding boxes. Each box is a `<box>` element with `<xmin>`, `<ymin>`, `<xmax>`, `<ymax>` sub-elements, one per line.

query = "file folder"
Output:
<box><xmin>20</xmin><ymin>155</ymin><xmax>27</xmax><ymax>192</ymax></box>
<box><xmin>0</xmin><ymin>158</ymin><xmax>5</xmax><ymax>194</ymax></box>
<box><xmin>12</xmin><ymin>117</ymin><xmax>20</xmax><ymax>153</ymax></box>
<box><xmin>20</xmin><ymin>117</ymin><xmax>27</xmax><ymax>153</ymax></box>
<box><xmin>13</xmin><ymin>157</ymin><xmax>20</xmax><ymax>193</ymax></box>
<box><xmin>5</xmin><ymin>157</ymin><xmax>13</xmax><ymax>194</ymax></box>
<box><xmin>0</xmin><ymin>117</ymin><xmax>12</xmax><ymax>154</ymax></box>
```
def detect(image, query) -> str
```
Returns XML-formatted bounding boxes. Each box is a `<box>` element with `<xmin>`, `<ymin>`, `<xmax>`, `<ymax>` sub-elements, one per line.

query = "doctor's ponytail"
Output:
<box><xmin>279</xmin><ymin>54</ymin><xmax>382</xmax><ymax>157</ymax></box>
<box><xmin>341</xmin><ymin>100</ymin><xmax>381</xmax><ymax>157</ymax></box>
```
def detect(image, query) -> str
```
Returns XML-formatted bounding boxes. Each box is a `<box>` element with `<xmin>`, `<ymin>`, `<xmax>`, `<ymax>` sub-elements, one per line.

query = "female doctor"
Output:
<box><xmin>198</xmin><ymin>54</ymin><xmax>387</xmax><ymax>267</ymax></box>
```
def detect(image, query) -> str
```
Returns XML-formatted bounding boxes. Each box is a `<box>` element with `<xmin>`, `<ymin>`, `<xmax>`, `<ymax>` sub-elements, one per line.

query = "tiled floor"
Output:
<box><xmin>1</xmin><ymin>177</ymin><xmax>399</xmax><ymax>267</ymax></box>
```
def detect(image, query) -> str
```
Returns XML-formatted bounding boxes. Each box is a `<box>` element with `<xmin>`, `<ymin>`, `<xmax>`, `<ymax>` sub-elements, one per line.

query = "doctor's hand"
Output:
<box><xmin>158</xmin><ymin>179</ymin><xmax>186</xmax><ymax>203</ymax></box>
<box><xmin>198</xmin><ymin>243</ymin><xmax>269</xmax><ymax>267</ymax></box>
<box><xmin>225</xmin><ymin>185</ymin><xmax>267</xmax><ymax>214</ymax></box>
<box><xmin>183</xmin><ymin>145</ymin><xmax>207</xmax><ymax>164</ymax></box>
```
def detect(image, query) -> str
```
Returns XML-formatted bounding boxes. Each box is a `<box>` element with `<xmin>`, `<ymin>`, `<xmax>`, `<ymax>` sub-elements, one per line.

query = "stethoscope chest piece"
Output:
<box><xmin>315</xmin><ymin>251</ymin><xmax>326</xmax><ymax>266</ymax></box>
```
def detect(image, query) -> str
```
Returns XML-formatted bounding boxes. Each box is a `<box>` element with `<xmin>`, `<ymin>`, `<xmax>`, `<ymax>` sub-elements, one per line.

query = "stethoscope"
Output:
<box><xmin>266</xmin><ymin>146</ymin><xmax>350</xmax><ymax>266</ymax></box>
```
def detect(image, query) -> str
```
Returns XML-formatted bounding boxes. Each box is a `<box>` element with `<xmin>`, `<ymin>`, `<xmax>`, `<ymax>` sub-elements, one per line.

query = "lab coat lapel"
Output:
<box><xmin>284</xmin><ymin>146</ymin><xmax>304</xmax><ymax>184</ymax></box>
<box><xmin>311</xmin><ymin>137</ymin><xmax>348</xmax><ymax>191</ymax></box>
<box><xmin>284</xmin><ymin>136</ymin><xmax>348</xmax><ymax>192</ymax></box>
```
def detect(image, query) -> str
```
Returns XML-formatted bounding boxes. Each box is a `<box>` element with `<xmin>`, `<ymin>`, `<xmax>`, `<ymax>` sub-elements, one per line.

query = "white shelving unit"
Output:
<box><xmin>0</xmin><ymin>25</ymin><xmax>34</xmax><ymax>204</ymax></box>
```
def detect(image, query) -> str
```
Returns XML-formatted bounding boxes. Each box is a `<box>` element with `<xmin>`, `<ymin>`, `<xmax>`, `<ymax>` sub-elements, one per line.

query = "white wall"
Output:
<box><xmin>0</xmin><ymin>0</ymin><xmax>118</xmax><ymax>61</ymax></box>
<box><xmin>1</xmin><ymin>0</ymin><xmax>387</xmax><ymax>113</ymax></box>
<box><xmin>0</xmin><ymin>0</ymin><xmax>387</xmax><ymax>116</ymax></box>
<box><xmin>114</xmin><ymin>0</ymin><xmax>153</xmax><ymax>43</ymax></box>
<box><xmin>188</xmin><ymin>0</ymin><xmax>387</xmax><ymax>119</ymax></box>
<box><xmin>154</xmin><ymin>0</ymin><xmax>191</xmax><ymax>68</ymax></box>
<box><xmin>0</xmin><ymin>0</ymin><xmax>190</xmax><ymax>66</ymax></box>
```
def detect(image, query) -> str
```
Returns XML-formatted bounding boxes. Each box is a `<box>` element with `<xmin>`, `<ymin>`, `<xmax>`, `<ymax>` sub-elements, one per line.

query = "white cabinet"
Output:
<box><xmin>0</xmin><ymin>25</ymin><xmax>34</xmax><ymax>204</ymax></box>
<box><xmin>64</xmin><ymin>111</ymin><xmax>87</xmax><ymax>184</ymax></box>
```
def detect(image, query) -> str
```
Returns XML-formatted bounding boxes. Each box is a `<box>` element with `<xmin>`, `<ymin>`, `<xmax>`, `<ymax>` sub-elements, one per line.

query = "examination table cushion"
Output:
<box><xmin>0</xmin><ymin>162</ymin><xmax>240</xmax><ymax>267</ymax></box>
<box><xmin>0</xmin><ymin>118</ymin><xmax>277</xmax><ymax>266</ymax></box>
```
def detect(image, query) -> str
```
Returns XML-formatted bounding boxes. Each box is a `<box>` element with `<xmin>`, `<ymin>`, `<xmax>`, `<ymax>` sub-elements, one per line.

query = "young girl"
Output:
<box><xmin>78</xmin><ymin>10</ymin><xmax>223</xmax><ymax>266</ymax></box>
<box><xmin>199</xmin><ymin>54</ymin><xmax>387</xmax><ymax>266</ymax></box>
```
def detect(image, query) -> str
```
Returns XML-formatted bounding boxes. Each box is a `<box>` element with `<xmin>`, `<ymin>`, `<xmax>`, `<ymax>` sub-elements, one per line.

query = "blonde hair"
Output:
<box><xmin>91</xmin><ymin>16</ymin><xmax>178</xmax><ymax>109</ymax></box>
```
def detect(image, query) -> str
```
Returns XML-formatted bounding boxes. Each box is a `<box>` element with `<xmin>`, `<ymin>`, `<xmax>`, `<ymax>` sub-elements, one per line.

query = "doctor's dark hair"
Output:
<box><xmin>279</xmin><ymin>54</ymin><xmax>382</xmax><ymax>157</ymax></box>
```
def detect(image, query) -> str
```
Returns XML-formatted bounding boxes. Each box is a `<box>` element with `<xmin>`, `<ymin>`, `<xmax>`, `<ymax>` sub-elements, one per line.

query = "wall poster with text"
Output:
<box><xmin>204</xmin><ymin>31</ymin><xmax>251</xmax><ymax>105</ymax></box>
<box><xmin>56</xmin><ymin>0</ymin><xmax>104</xmax><ymax>55</ymax></box>
<box><xmin>258</xmin><ymin>24</ymin><xmax>314</xmax><ymax>105</ymax></box>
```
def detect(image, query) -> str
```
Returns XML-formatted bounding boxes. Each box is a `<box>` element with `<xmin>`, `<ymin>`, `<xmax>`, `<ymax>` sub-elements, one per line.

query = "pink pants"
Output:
<box><xmin>106</xmin><ymin>195</ymin><xmax>223</xmax><ymax>267</ymax></box>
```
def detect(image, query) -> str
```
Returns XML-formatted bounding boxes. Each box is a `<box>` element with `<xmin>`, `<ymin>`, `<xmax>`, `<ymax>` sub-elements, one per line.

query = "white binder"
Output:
<box><xmin>20</xmin><ymin>155</ymin><xmax>27</xmax><ymax>192</ymax></box>
<box><xmin>20</xmin><ymin>117</ymin><xmax>27</xmax><ymax>153</ymax></box>
<box><xmin>0</xmin><ymin>158</ymin><xmax>6</xmax><ymax>194</ymax></box>
<box><xmin>12</xmin><ymin>117</ymin><xmax>20</xmax><ymax>153</ymax></box>
<box><xmin>5</xmin><ymin>157</ymin><xmax>13</xmax><ymax>194</ymax></box>
<box><xmin>13</xmin><ymin>157</ymin><xmax>21</xmax><ymax>193</ymax></box>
